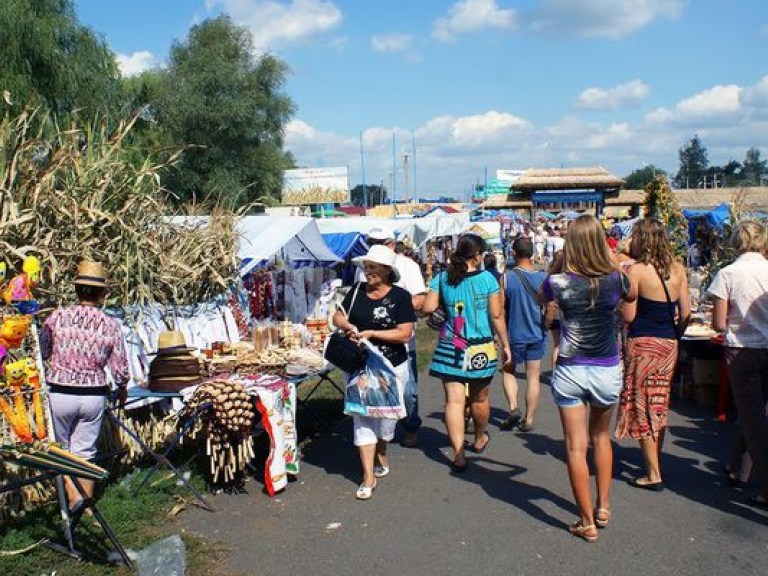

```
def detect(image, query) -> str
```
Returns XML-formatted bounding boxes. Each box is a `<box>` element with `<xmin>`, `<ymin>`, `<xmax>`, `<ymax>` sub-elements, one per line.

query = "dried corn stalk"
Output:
<box><xmin>0</xmin><ymin>105</ymin><xmax>243</xmax><ymax>309</ymax></box>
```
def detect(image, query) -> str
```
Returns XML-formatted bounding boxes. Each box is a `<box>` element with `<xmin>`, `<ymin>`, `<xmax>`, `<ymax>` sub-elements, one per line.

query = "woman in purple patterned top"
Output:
<box><xmin>538</xmin><ymin>215</ymin><xmax>636</xmax><ymax>543</ymax></box>
<box><xmin>41</xmin><ymin>261</ymin><xmax>129</xmax><ymax>511</ymax></box>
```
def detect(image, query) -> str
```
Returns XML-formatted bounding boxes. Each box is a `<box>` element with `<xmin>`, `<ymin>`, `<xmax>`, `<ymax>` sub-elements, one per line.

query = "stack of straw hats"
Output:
<box><xmin>148</xmin><ymin>331</ymin><xmax>202</xmax><ymax>392</ymax></box>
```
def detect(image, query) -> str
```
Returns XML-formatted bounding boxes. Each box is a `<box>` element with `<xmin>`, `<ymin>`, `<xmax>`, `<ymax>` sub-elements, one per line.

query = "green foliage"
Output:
<box><xmin>350</xmin><ymin>184</ymin><xmax>388</xmax><ymax>206</ymax></box>
<box><xmin>0</xmin><ymin>0</ymin><xmax>123</xmax><ymax>118</ymax></box>
<box><xmin>741</xmin><ymin>147</ymin><xmax>767</xmax><ymax>185</ymax></box>
<box><xmin>154</xmin><ymin>15</ymin><xmax>296</xmax><ymax>207</ymax></box>
<box><xmin>623</xmin><ymin>165</ymin><xmax>666</xmax><ymax>190</ymax></box>
<box><xmin>674</xmin><ymin>135</ymin><xmax>709</xmax><ymax>188</ymax></box>
<box><xmin>643</xmin><ymin>176</ymin><xmax>689</xmax><ymax>259</ymax></box>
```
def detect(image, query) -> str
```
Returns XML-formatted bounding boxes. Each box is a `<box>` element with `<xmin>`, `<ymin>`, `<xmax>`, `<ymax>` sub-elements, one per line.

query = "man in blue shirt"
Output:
<box><xmin>500</xmin><ymin>237</ymin><xmax>548</xmax><ymax>432</ymax></box>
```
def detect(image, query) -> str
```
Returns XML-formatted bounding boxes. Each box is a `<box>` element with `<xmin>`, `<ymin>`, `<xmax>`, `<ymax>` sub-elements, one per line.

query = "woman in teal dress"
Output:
<box><xmin>423</xmin><ymin>234</ymin><xmax>511</xmax><ymax>473</ymax></box>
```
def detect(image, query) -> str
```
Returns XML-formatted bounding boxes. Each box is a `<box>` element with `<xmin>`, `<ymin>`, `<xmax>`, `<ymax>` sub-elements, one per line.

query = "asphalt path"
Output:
<box><xmin>184</xmin><ymin>361</ymin><xmax>768</xmax><ymax>576</ymax></box>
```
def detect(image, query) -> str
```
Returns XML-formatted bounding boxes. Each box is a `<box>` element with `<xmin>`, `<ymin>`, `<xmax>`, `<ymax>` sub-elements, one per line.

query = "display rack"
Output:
<box><xmin>0</xmin><ymin>320</ymin><xmax>132</xmax><ymax>567</ymax></box>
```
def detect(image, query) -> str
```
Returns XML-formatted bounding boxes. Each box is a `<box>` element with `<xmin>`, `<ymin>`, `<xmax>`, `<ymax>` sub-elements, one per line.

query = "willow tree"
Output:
<box><xmin>0</xmin><ymin>0</ymin><xmax>123</xmax><ymax>118</ymax></box>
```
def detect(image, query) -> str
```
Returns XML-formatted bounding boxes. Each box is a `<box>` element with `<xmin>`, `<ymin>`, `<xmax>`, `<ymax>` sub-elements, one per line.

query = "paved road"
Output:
<box><xmin>184</xmin><ymin>366</ymin><xmax>768</xmax><ymax>576</ymax></box>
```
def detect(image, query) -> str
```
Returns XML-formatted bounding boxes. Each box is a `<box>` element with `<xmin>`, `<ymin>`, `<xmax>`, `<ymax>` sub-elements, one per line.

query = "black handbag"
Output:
<box><xmin>323</xmin><ymin>283</ymin><xmax>367</xmax><ymax>373</ymax></box>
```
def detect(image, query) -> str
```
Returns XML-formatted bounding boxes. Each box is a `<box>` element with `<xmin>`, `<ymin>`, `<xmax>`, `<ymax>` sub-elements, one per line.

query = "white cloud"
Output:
<box><xmin>677</xmin><ymin>85</ymin><xmax>742</xmax><ymax>117</ymax></box>
<box><xmin>576</xmin><ymin>79</ymin><xmax>649</xmax><ymax>110</ymax></box>
<box><xmin>283</xmin><ymin>75</ymin><xmax>768</xmax><ymax>198</ymax></box>
<box><xmin>116</xmin><ymin>51</ymin><xmax>158</xmax><ymax>77</ymax></box>
<box><xmin>421</xmin><ymin>111</ymin><xmax>530</xmax><ymax>149</ymax></box>
<box><xmin>206</xmin><ymin>0</ymin><xmax>342</xmax><ymax>52</ymax></box>
<box><xmin>648</xmin><ymin>84</ymin><xmax>743</xmax><ymax>127</ymax></box>
<box><xmin>370</xmin><ymin>34</ymin><xmax>412</xmax><ymax>54</ymax></box>
<box><xmin>432</xmin><ymin>0</ymin><xmax>519</xmax><ymax>43</ymax></box>
<box><xmin>530</xmin><ymin>0</ymin><xmax>684</xmax><ymax>39</ymax></box>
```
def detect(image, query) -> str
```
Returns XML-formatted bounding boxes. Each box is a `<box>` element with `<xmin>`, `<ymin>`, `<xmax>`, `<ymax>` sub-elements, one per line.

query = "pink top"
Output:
<box><xmin>41</xmin><ymin>305</ymin><xmax>130</xmax><ymax>388</ymax></box>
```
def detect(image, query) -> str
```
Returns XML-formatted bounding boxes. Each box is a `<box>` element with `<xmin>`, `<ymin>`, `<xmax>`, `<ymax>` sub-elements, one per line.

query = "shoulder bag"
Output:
<box><xmin>323</xmin><ymin>283</ymin><xmax>368</xmax><ymax>373</ymax></box>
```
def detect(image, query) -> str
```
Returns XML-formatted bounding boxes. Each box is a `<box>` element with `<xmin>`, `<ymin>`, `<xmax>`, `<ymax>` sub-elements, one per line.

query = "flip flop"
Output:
<box><xmin>627</xmin><ymin>477</ymin><xmax>664</xmax><ymax>492</ymax></box>
<box><xmin>469</xmin><ymin>433</ymin><xmax>491</xmax><ymax>454</ymax></box>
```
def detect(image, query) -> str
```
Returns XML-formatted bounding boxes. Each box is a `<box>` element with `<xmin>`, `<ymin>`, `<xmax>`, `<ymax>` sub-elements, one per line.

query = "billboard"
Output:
<box><xmin>282</xmin><ymin>167</ymin><xmax>349</xmax><ymax>205</ymax></box>
<box><xmin>496</xmin><ymin>169</ymin><xmax>524</xmax><ymax>183</ymax></box>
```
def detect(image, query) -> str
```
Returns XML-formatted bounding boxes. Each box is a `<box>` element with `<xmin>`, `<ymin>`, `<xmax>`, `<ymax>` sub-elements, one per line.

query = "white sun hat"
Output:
<box><xmin>352</xmin><ymin>245</ymin><xmax>400</xmax><ymax>283</ymax></box>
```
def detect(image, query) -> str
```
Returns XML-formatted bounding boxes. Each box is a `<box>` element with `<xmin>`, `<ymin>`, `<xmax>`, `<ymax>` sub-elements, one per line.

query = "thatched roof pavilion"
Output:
<box><xmin>511</xmin><ymin>166</ymin><xmax>623</xmax><ymax>192</ymax></box>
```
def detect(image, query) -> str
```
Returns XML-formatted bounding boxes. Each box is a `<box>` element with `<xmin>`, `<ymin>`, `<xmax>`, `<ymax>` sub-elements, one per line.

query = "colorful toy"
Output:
<box><xmin>23</xmin><ymin>358</ymin><xmax>46</xmax><ymax>440</ymax></box>
<box><xmin>3</xmin><ymin>359</ymin><xmax>33</xmax><ymax>443</ymax></box>
<box><xmin>0</xmin><ymin>315</ymin><xmax>31</xmax><ymax>349</ymax></box>
<box><xmin>22</xmin><ymin>256</ymin><xmax>41</xmax><ymax>287</ymax></box>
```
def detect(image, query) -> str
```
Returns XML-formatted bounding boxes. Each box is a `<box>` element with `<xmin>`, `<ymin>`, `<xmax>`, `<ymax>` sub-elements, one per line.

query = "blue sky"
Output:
<box><xmin>76</xmin><ymin>0</ymin><xmax>768</xmax><ymax>199</ymax></box>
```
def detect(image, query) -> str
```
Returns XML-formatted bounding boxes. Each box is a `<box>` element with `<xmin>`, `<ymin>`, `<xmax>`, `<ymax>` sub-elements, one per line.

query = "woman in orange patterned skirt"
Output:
<box><xmin>616</xmin><ymin>218</ymin><xmax>690</xmax><ymax>491</ymax></box>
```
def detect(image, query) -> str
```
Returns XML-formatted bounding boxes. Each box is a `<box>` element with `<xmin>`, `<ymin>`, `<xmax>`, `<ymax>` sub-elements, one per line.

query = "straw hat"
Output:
<box><xmin>352</xmin><ymin>245</ymin><xmax>400</xmax><ymax>283</ymax></box>
<box><xmin>152</xmin><ymin>331</ymin><xmax>196</xmax><ymax>356</ymax></box>
<box><xmin>73</xmin><ymin>260</ymin><xmax>108</xmax><ymax>288</ymax></box>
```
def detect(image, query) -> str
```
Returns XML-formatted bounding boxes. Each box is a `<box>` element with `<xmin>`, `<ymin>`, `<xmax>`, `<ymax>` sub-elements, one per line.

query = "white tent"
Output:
<box><xmin>237</xmin><ymin>216</ymin><xmax>341</xmax><ymax>276</ymax></box>
<box><xmin>166</xmin><ymin>215</ymin><xmax>341</xmax><ymax>276</ymax></box>
<box><xmin>316</xmin><ymin>213</ymin><xmax>471</xmax><ymax>247</ymax></box>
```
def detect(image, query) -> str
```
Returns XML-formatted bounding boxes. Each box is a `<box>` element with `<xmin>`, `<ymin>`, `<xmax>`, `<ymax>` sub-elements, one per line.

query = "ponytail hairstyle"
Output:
<box><xmin>447</xmin><ymin>233</ymin><xmax>486</xmax><ymax>286</ymax></box>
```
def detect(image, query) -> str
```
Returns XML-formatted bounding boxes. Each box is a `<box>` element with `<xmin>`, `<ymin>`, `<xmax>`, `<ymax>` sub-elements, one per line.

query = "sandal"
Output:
<box><xmin>355</xmin><ymin>480</ymin><xmax>377</xmax><ymax>500</ymax></box>
<box><xmin>569</xmin><ymin>521</ymin><xmax>598</xmax><ymax>543</ymax></box>
<box><xmin>373</xmin><ymin>465</ymin><xmax>390</xmax><ymax>478</ymax></box>
<box><xmin>594</xmin><ymin>508</ymin><xmax>611</xmax><ymax>529</ymax></box>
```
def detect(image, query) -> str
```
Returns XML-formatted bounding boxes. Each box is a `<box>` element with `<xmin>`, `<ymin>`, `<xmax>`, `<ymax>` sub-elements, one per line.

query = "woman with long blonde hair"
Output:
<box><xmin>538</xmin><ymin>215</ymin><xmax>636</xmax><ymax>542</ymax></box>
<box><xmin>616</xmin><ymin>218</ymin><xmax>690</xmax><ymax>491</ymax></box>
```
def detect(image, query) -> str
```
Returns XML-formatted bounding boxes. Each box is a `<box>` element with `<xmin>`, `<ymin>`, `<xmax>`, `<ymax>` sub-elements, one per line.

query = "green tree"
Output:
<box><xmin>740</xmin><ymin>147</ymin><xmax>767</xmax><ymax>186</ymax></box>
<box><xmin>674</xmin><ymin>135</ymin><xmax>708</xmax><ymax>189</ymax></box>
<box><xmin>350</xmin><ymin>184</ymin><xmax>388</xmax><ymax>206</ymax></box>
<box><xmin>155</xmin><ymin>16</ymin><xmax>296</xmax><ymax>206</ymax></box>
<box><xmin>0</xmin><ymin>0</ymin><xmax>122</xmax><ymax>117</ymax></box>
<box><xmin>623</xmin><ymin>164</ymin><xmax>666</xmax><ymax>190</ymax></box>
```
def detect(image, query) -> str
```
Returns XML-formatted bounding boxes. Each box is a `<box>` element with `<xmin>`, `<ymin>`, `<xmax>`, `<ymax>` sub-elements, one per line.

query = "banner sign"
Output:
<box><xmin>532</xmin><ymin>191</ymin><xmax>604</xmax><ymax>204</ymax></box>
<box><xmin>282</xmin><ymin>167</ymin><xmax>349</xmax><ymax>205</ymax></box>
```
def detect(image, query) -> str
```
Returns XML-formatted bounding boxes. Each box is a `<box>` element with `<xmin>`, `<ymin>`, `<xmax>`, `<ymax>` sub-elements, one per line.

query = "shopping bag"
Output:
<box><xmin>343</xmin><ymin>340</ymin><xmax>406</xmax><ymax>420</ymax></box>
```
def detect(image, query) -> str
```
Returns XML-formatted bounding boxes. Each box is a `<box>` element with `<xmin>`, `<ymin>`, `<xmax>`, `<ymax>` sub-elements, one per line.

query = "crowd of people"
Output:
<box><xmin>335</xmin><ymin>214</ymin><xmax>768</xmax><ymax>544</ymax></box>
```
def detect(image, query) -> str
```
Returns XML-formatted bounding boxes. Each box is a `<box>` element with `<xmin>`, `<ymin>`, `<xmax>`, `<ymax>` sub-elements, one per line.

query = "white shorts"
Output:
<box><xmin>352</xmin><ymin>360</ymin><xmax>409</xmax><ymax>446</ymax></box>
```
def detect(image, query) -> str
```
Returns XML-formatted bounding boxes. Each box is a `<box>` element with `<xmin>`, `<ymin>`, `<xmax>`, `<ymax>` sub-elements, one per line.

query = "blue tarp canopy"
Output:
<box><xmin>321</xmin><ymin>232</ymin><xmax>369</xmax><ymax>260</ymax></box>
<box><xmin>683</xmin><ymin>202</ymin><xmax>731</xmax><ymax>243</ymax></box>
<box><xmin>682</xmin><ymin>202</ymin><xmax>730</xmax><ymax>229</ymax></box>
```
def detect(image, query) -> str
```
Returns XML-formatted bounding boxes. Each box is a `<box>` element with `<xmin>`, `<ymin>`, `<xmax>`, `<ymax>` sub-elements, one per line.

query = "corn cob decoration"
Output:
<box><xmin>180</xmin><ymin>381</ymin><xmax>256</xmax><ymax>486</ymax></box>
<box><xmin>23</xmin><ymin>358</ymin><xmax>46</xmax><ymax>440</ymax></box>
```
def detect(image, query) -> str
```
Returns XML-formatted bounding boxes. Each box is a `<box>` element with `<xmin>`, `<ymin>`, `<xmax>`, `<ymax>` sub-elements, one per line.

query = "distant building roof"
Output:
<box><xmin>337</xmin><ymin>205</ymin><xmax>366</xmax><ymax>216</ymax></box>
<box><xmin>512</xmin><ymin>167</ymin><xmax>623</xmax><ymax>192</ymax></box>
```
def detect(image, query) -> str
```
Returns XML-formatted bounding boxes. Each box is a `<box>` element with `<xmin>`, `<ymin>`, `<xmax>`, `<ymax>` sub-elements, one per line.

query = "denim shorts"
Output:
<box><xmin>551</xmin><ymin>362</ymin><xmax>622</xmax><ymax>408</ymax></box>
<box><xmin>511</xmin><ymin>340</ymin><xmax>546</xmax><ymax>365</ymax></box>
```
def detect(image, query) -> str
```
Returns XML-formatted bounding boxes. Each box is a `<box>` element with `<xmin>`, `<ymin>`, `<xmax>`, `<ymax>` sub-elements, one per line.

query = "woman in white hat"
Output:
<box><xmin>41</xmin><ymin>260</ymin><xmax>130</xmax><ymax>514</ymax></box>
<box><xmin>332</xmin><ymin>245</ymin><xmax>416</xmax><ymax>500</ymax></box>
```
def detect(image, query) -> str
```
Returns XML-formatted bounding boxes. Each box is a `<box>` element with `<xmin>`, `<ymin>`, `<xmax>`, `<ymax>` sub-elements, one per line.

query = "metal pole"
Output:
<box><xmin>392</xmin><ymin>132</ymin><xmax>397</xmax><ymax>206</ymax></box>
<box><xmin>412</xmin><ymin>129</ymin><xmax>417</xmax><ymax>203</ymax></box>
<box><xmin>359</xmin><ymin>132</ymin><xmax>367</xmax><ymax>207</ymax></box>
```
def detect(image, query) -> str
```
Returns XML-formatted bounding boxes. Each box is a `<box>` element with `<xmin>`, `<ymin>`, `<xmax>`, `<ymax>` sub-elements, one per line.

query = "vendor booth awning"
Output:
<box><xmin>321</xmin><ymin>232</ymin><xmax>369</xmax><ymax>260</ymax></box>
<box><xmin>316</xmin><ymin>213</ymin><xmax>471</xmax><ymax>247</ymax></box>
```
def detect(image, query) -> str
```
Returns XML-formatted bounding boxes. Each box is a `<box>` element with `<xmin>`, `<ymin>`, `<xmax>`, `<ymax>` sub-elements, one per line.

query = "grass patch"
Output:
<box><xmin>0</xmin><ymin>467</ymin><xmax>224</xmax><ymax>576</ymax></box>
